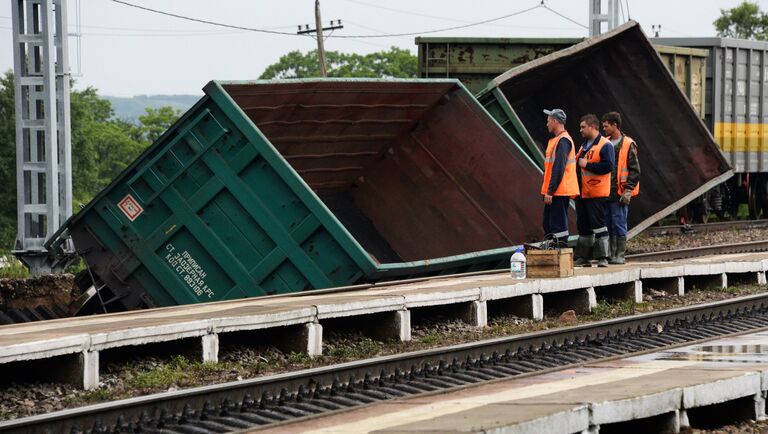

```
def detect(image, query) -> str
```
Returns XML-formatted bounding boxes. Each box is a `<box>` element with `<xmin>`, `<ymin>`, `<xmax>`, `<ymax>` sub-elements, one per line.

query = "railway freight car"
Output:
<box><xmin>46</xmin><ymin>79</ymin><xmax>555</xmax><ymax>313</ymax></box>
<box><xmin>417</xmin><ymin>37</ymin><xmax>708</xmax><ymax>118</ymax></box>
<box><xmin>655</xmin><ymin>37</ymin><xmax>768</xmax><ymax>220</ymax></box>
<box><xmin>475</xmin><ymin>22</ymin><xmax>731</xmax><ymax>238</ymax></box>
<box><xmin>46</xmin><ymin>63</ymin><xmax>728</xmax><ymax>314</ymax></box>
<box><xmin>416</xmin><ymin>26</ymin><xmax>721</xmax><ymax>223</ymax></box>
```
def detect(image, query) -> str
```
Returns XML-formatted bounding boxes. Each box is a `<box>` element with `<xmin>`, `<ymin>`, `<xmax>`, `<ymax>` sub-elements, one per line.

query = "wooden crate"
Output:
<box><xmin>525</xmin><ymin>248</ymin><xmax>574</xmax><ymax>278</ymax></box>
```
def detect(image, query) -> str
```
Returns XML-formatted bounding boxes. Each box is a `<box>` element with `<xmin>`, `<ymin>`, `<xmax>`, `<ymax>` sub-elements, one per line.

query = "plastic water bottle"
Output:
<box><xmin>510</xmin><ymin>247</ymin><xmax>526</xmax><ymax>280</ymax></box>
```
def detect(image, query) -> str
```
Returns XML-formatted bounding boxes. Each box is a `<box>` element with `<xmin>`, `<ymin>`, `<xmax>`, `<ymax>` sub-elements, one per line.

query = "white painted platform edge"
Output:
<box><xmin>682</xmin><ymin>372</ymin><xmax>762</xmax><ymax>408</ymax></box>
<box><xmin>0</xmin><ymin>335</ymin><xmax>86</xmax><ymax>363</ymax></box>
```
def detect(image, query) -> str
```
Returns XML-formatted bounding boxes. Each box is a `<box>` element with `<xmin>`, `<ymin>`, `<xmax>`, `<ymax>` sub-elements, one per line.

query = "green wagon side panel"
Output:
<box><xmin>62</xmin><ymin>78</ymin><xmax>554</xmax><ymax>312</ymax></box>
<box><xmin>71</xmin><ymin>93</ymin><xmax>368</xmax><ymax>307</ymax></box>
<box><xmin>477</xmin><ymin>87</ymin><xmax>545</xmax><ymax>168</ymax></box>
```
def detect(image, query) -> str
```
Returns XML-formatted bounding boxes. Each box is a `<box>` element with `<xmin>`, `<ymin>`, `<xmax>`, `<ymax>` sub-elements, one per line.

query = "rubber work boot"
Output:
<box><xmin>609</xmin><ymin>236</ymin><xmax>627</xmax><ymax>265</ymax></box>
<box><xmin>594</xmin><ymin>236</ymin><xmax>610</xmax><ymax>267</ymax></box>
<box><xmin>608</xmin><ymin>236</ymin><xmax>617</xmax><ymax>263</ymax></box>
<box><xmin>573</xmin><ymin>235</ymin><xmax>594</xmax><ymax>267</ymax></box>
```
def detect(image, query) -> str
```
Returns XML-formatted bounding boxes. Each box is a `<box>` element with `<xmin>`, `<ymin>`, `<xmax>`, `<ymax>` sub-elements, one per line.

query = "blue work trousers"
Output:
<box><xmin>543</xmin><ymin>196</ymin><xmax>570</xmax><ymax>241</ymax></box>
<box><xmin>606</xmin><ymin>200</ymin><xmax>628</xmax><ymax>236</ymax></box>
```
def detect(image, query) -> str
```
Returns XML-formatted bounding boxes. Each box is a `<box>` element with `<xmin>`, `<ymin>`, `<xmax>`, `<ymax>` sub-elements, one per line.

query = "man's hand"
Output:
<box><xmin>620</xmin><ymin>190</ymin><xmax>632</xmax><ymax>205</ymax></box>
<box><xmin>544</xmin><ymin>194</ymin><xmax>553</xmax><ymax>205</ymax></box>
<box><xmin>578</xmin><ymin>158</ymin><xmax>588</xmax><ymax>168</ymax></box>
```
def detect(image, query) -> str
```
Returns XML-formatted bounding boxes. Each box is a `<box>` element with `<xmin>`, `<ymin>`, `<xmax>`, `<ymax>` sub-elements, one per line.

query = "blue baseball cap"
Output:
<box><xmin>543</xmin><ymin>108</ymin><xmax>567</xmax><ymax>124</ymax></box>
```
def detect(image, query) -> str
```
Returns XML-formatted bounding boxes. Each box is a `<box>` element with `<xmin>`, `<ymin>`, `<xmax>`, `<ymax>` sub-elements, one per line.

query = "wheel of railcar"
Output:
<box><xmin>692</xmin><ymin>203</ymin><xmax>709</xmax><ymax>223</ymax></box>
<box><xmin>749</xmin><ymin>179</ymin><xmax>759</xmax><ymax>219</ymax></box>
<box><xmin>758</xmin><ymin>175</ymin><xmax>768</xmax><ymax>219</ymax></box>
<box><xmin>698</xmin><ymin>209</ymin><xmax>710</xmax><ymax>224</ymax></box>
<box><xmin>686</xmin><ymin>196</ymin><xmax>708</xmax><ymax>223</ymax></box>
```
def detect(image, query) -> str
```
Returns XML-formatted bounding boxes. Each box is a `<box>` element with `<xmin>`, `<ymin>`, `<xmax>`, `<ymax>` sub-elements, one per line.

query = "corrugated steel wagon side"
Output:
<box><xmin>55</xmin><ymin>79</ymin><xmax>551</xmax><ymax>312</ymax></box>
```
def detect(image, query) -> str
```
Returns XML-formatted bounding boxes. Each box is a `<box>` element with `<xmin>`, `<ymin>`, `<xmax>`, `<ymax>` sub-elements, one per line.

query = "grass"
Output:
<box><xmin>0</xmin><ymin>251</ymin><xmax>83</xmax><ymax>280</ymax></box>
<box><xmin>115</xmin><ymin>355</ymin><xmax>250</xmax><ymax>391</ymax></box>
<box><xmin>588</xmin><ymin>299</ymin><xmax>643</xmax><ymax>318</ymax></box>
<box><xmin>325</xmin><ymin>338</ymin><xmax>383</xmax><ymax>360</ymax></box>
<box><xmin>0</xmin><ymin>255</ymin><xmax>29</xmax><ymax>279</ymax></box>
<box><xmin>419</xmin><ymin>332</ymin><xmax>441</xmax><ymax>345</ymax></box>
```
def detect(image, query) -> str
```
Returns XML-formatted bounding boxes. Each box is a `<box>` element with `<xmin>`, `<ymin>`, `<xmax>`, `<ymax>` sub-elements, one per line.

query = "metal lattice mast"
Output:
<box><xmin>11</xmin><ymin>0</ymin><xmax>73</xmax><ymax>275</ymax></box>
<box><xmin>589</xmin><ymin>0</ymin><xmax>621</xmax><ymax>37</ymax></box>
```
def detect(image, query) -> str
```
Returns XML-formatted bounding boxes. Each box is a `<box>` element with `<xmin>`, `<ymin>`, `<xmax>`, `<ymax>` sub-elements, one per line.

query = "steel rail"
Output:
<box><xmin>642</xmin><ymin>219</ymin><xmax>768</xmax><ymax>237</ymax></box>
<box><xmin>626</xmin><ymin>239</ymin><xmax>768</xmax><ymax>262</ymax></box>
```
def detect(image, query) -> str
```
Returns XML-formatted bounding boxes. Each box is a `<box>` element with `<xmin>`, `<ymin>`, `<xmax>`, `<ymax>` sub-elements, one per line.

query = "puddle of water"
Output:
<box><xmin>695</xmin><ymin>344</ymin><xmax>768</xmax><ymax>354</ymax></box>
<box><xmin>655</xmin><ymin>344</ymin><xmax>768</xmax><ymax>363</ymax></box>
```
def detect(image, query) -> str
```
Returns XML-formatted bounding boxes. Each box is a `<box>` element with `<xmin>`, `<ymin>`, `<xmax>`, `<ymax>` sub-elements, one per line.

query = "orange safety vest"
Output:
<box><xmin>541</xmin><ymin>131</ymin><xmax>579</xmax><ymax>196</ymax></box>
<box><xmin>578</xmin><ymin>136</ymin><xmax>611</xmax><ymax>198</ymax></box>
<box><xmin>616</xmin><ymin>135</ymin><xmax>640</xmax><ymax>197</ymax></box>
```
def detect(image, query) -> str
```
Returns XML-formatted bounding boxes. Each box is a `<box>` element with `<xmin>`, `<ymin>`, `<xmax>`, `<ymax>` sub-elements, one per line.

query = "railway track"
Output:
<box><xmin>626</xmin><ymin>239</ymin><xmax>768</xmax><ymax>262</ymax></box>
<box><xmin>4</xmin><ymin>293</ymin><xmax>768</xmax><ymax>433</ymax></box>
<box><xmin>642</xmin><ymin>219</ymin><xmax>768</xmax><ymax>237</ymax></box>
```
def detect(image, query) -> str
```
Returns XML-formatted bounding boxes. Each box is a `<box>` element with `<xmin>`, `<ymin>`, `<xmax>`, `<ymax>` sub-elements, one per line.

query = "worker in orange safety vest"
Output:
<box><xmin>601</xmin><ymin>111</ymin><xmax>640</xmax><ymax>265</ymax></box>
<box><xmin>541</xmin><ymin>108</ymin><xmax>579</xmax><ymax>247</ymax></box>
<box><xmin>574</xmin><ymin>114</ymin><xmax>615</xmax><ymax>267</ymax></box>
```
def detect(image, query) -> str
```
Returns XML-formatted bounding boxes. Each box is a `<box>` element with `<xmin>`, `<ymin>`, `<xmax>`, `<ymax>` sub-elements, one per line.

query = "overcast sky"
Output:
<box><xmin>0</xmin><ymin>0</ymin><xmax>763</xmax><ymax>96</ymax></box>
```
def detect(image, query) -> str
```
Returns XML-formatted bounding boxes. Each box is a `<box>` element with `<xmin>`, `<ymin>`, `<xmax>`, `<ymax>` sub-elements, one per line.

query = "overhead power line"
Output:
<box><xmin>540</xmin><ymin>4</ymin><xmax>589</xmax><ymax>30</ymax></box>
<box><xmin>341</xmin><ymin>0</ymin><xmax>586</xmax><ymax>31</ymax></box>
<box><xmin>332</xmin><ymin>4</ymin><xmax>544</xmax><ymax>38</ymax></box>
<box><xmin>109</xmin><ymin>0</ymin><xmax>567</xmax><ymax>40</ymax></box>
<box><xmin>110</xmin><ymin>0</ymin><xmax>300</xmax><ymax>36</ymax></box>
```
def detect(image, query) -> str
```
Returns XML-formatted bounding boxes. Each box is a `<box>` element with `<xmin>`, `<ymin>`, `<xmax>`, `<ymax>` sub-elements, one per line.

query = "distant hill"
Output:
<box><xmin>105</xmin><ymin>94</ymin><xmax>200</xmax><ymax>122</ymax></box>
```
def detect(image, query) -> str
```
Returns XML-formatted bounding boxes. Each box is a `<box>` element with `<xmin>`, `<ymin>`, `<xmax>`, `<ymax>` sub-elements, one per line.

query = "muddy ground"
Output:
<box><xmin>0</xmin><ymin>274</ymin><xmax>77</xmax><ymax>311</ymax></box>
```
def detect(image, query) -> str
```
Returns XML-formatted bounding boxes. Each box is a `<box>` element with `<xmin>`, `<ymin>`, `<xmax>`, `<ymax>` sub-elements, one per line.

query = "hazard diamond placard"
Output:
<box><xmin>118</xmin><ymin>194</ymin><xmax>144</xmax><ymax>221</ymax></box>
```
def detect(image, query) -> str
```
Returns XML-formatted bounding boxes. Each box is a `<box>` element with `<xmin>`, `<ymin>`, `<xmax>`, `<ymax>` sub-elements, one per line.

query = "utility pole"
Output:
<box><xmin>314</xmin><ymin>0</ymin><xmax>327</xmax><ymax>77</ymax></box>
<box><xmin>297</xmin><ymin>2</ymin><xmax>343</xmax><ymax>77</ymax></box>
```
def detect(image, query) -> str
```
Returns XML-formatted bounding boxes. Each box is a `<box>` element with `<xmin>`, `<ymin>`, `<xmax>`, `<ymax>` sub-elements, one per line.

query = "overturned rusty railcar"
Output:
<box><xmin>50</xmin><ymin>79</ymin><xmax>556</xmax><ymax>312</ymax></box>
<box><xmin>477</xmin><ymin>21</ymin><xmax>732</xmax><ymax>237</ymax></box>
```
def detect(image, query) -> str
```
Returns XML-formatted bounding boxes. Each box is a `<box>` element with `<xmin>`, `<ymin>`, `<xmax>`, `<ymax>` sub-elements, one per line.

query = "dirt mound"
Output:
<box><xmin>0</xmin><ymin>274</ymin><xmax>78</xmax><ymax>311</ymax></box>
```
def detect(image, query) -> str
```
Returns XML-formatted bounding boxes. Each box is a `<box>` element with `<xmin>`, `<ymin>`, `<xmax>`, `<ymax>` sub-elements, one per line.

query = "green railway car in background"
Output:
<box><xmin>417</xmin><ymin>37</ymin><xmax>707</xmax><ymax>118</ymax></box>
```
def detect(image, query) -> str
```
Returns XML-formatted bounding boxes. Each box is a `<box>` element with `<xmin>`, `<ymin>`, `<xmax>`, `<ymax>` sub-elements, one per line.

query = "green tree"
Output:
<box><xmin>260</xmin><ymin>47</ymin><xmax>417</xmax><ymax>79</ymax></box>
<box><xmin>134</xmin><ymin>106</ymin><xmax>182</xmax><ymax>144</ymax></box>
<box><xmin>0</xmin><ymin>70</ymin><xmax>181</xmax><ymax>248</ymax></box>
<box><xmin>0</xmin><ymin>73</ymin><xmax>18</xmax><ymax>246</ymax></box>
<box><xmin>69</xmin><ymin>86</ymin><xmax>148</xmax><ymax>208</ymax></box>
<box><xmin>714</xmin><ymin>1</ymin><xmax>768</xmax><ymax>39</ymax></box>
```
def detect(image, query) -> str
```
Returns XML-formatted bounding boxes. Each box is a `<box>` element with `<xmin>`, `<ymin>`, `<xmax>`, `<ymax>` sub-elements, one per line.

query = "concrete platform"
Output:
<box><xmin>1</xmin><ymin>252</ymin><xmax>767</xmax><ymax>389</ymax></box>
<box><xmin>254</xmin><ymin>330</ymin><xmax>768</xmax><ymax>433</ymax></box>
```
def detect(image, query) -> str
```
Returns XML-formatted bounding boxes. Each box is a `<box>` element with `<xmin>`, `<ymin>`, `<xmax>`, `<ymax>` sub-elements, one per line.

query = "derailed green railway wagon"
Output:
<box><xmin>49</xmin><ymin>79</ymin><xmax>551</xmax><ymax>312</ymax></box>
